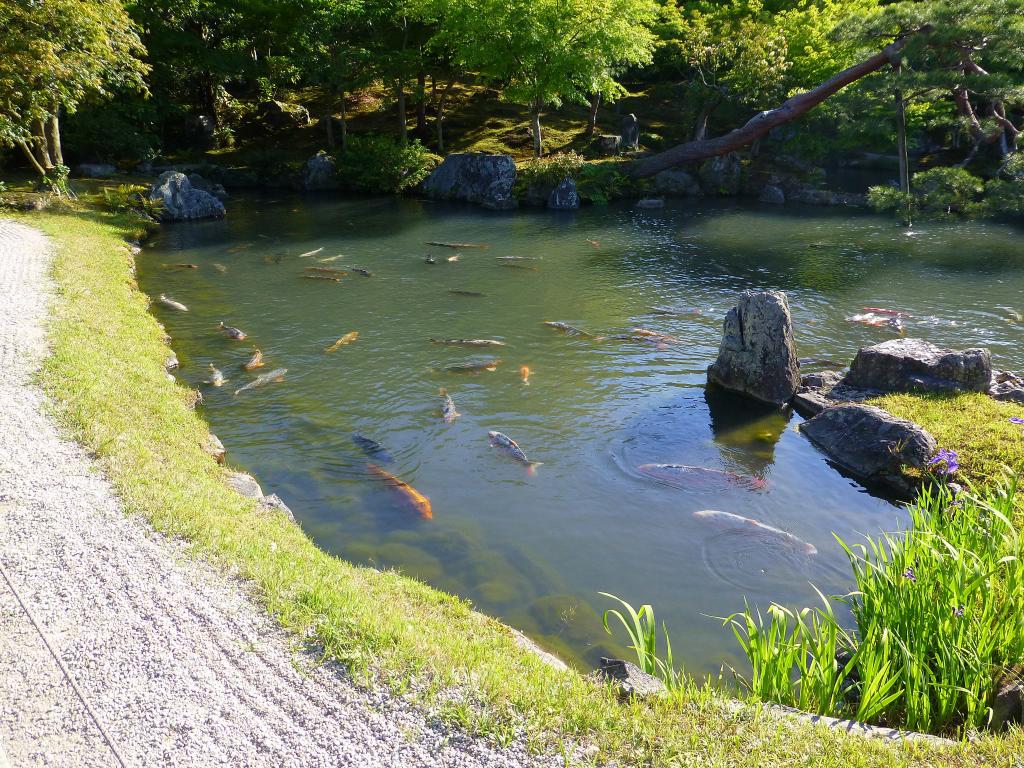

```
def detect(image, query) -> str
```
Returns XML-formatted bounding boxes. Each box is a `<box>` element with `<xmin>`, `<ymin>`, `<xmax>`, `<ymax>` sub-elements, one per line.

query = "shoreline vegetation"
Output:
<box><xmin>8</xmin><ymin>201</ymin><xmax>1022</xmax><ymax>765</ymax></box>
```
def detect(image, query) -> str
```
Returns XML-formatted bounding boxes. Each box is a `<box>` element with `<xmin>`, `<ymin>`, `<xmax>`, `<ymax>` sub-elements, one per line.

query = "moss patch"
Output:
<box><xmin>11</xmin><ymin>205</ymin><xmax>1021</xmax><ymax>766</ymax></box>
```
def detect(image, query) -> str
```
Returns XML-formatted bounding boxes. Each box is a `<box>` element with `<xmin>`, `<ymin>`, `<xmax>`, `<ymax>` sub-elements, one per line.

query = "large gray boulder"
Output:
<box><xmin>149</xmin><ymin>171</ymin><xmax>226</xmax><ymax>221</ymax></box>
<box><xmin>699</xmin><ymin>153</ymin><xmax>742</xmax><ymax>196</ymax></box>
<box><xmin>800</xmin><ymin>404</ymin><xmax>937</xmax><ymax>486</ymax></box>
<box><xmin>421</xmin><ymin>153</ymin><xmax>517</xmax><ymax>210</ymax></box>
<box><xmin>845</xmin><ymin>338</ymin><xmax>992</xmax><ymax>394</ymax></box>
<box><xmin>548</xmin><ymin>177</ymin><xmax>579</xmax><ymax>210</ymax></box>
<box><xmin>621</xmin><ymin>114</ymin><xmax>640</xmax><ymax>150</ymax></box>
<box><xmin>990</xmin><ymin>370</ymin><xmax>1024</xmax><ymax>404</ymax></box>
<box><xmin>707</xmin><ymin>290</ymin><xmax>801</xmax><ymax>406</ymax></box>
<box><xmin>75</xmin><ymin>163</ymin><xmax>117</xmax><ymax>178</ymax></box>
<box><xmin>302</xmin><ymin>151</ymin><xmax>338</xmax><ymax>191</ymax></box>
<box><xmin>258</xmin><ymin>100</ymin><xmax>311</xmax><ymax>131</ymax></box>
<box><xmin>653</xmin><ymin>169</ymin><xmax>702</xmax><ymax>197</ymax></box>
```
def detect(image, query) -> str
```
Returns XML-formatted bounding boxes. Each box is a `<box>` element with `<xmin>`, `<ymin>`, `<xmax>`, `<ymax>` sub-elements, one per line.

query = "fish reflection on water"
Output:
<box><xmin>637</xmin><ymin>463</ymin><xmax>768</xmax><ymax>492</ymax></box>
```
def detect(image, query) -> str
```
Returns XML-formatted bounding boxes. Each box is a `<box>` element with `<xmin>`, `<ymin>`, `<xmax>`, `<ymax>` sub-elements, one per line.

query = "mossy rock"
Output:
<box><xmin>529</xmin><ymin>593</ymin><xmax>605</xmax><ymax>644</ymax></box>
<box><xmin>475</xmin><ymin>579</ymin><xmax>529</xmax><ymax>607</ymax></box>
<box><xmin>374</xmin><ymin>542</ymin><xmax>444</xmax><ymax>583</ymax></box>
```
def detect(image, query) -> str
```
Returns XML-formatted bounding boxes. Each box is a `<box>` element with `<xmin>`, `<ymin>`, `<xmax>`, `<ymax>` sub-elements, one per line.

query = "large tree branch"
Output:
<box><xmin>629</xmin><ymin>30</ymin><xmax>929</xmax><ymax>178</ymax></box>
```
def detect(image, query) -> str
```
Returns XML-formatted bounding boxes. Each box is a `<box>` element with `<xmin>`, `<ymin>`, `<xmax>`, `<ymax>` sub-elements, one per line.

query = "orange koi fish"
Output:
<box><xmin>367</xmin><ymin>464</ymin><xmax>432</xmax><ymax>520</ymax></box>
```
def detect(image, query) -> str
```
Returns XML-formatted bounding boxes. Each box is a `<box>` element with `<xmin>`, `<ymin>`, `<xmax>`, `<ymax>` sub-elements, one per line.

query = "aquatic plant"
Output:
<box><xmin>101</xmin><ymin>184</ymin><xmax>163</xmax><ymax>219</ymax></box>
<box><xmin>725</xmin><ymin>477</ymin><xmax>1024</xmax><ymax>735</ymax></box>
<box><xmin>599</xmin><ymin>592</ymin><xmax>682</xmax><ymax>690</ymax></box>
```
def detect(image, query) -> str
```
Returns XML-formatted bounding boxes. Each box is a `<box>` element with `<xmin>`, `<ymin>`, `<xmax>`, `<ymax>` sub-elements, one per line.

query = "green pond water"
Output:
<box><xmin>139</xmin><ymin>195</ymin><xmax>1024</xmax><ymax>675</ymax></box>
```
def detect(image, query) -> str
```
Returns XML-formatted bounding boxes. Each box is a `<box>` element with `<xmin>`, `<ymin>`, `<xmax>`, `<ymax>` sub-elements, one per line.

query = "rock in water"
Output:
<box><xmin>845</xmin><ymin>338</ymin><xmax>992</xmax><ymax>394</ymax></box>
<box><xmin>421</xmin><ymin>153</ymin><xmax>517</xmax><ymax>210</ymax></box>
<box><xmin>653</xmin><ymin>169</ymin><xmax>703</xmax><ymax>197</ymax></box>
<box><xmin>547</xmin><ymin>177</ymin><xmax>579</xmax><ymax>210</ymax></box>
<box><xmin>758</xmin><ymin>184</ymin><xmax>786</xmax><ymax>205</ymax></box>
<box><xmin>596</xmin><ymin>658</ymin><xmax>666</xmax><ymax>700</ymax></box>
<box><xmin>149</xmin><ymin>171</ymin><xmax>226</xmax><ymax>221</ymax></box>
<box><xmin>698</xmin><ymin>152</ymin><xmax>742</xmax><ymax>196</ymax></box>
<box><xmin>302</xmin><ymin>151</ymin><xmax>338</xmax><ymax>191</ymax></box>
<box><xmin>620</xmin><ymin>114</ymin><xmax>640</xmax><ymax>150</ymax></box>
<box><xmin>800</xmin><ymin>404</ymin><xmax>937</xmax><ymax>486</ymax></box>
<box><xmin>707</xmin><ymin>290</ymin><xmax>800</xmax><ymax>406</ymax></box>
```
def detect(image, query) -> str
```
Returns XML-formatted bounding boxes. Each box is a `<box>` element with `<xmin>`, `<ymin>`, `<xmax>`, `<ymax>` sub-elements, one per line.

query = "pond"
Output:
<box><xmin>139</xmin><ymin>195</ymin><xmax>1024</xmax><ymax>676</ymax></box>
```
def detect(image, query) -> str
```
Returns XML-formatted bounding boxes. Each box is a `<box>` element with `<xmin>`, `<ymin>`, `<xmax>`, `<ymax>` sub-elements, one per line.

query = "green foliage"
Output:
<box><xmin>576</xmin><ymin>163</ymin><xmax>635</xmax><ymax>204</ymax></box>
<box><xmin>727</xmin><ymin>478</ymin><xmax>1024</xmax><ymax>735</ymax></box>
<box><xmin>0</xmin><ymin>0</ymin><xmax>147</xmax><ymax>157</ymax></box>
<box><xmin>335</xmin><ymin>136</ymin><xmax>437</xmax><ymax>194</ymax></box>
<box><xmin>101</xmin><ymin>184</ymin><xmax>164</xmax><ymax>219</ymax></box>
<box><xmin>869</xmin><ymin>166</ymin><xmax>1024</xmax><ymax>220</ymax></box>
<box><xmin>514</xmin><ymin>152</ymin><xmax>586</xmax><ymax>196</ymax></box>
<box><xmin>600</xmin><ymin>592</ymin><xmax>683</xmax><ymax>689</ymax></box>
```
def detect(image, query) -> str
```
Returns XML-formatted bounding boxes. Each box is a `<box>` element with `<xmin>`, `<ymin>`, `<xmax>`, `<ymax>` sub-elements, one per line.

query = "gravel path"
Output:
<box><xmin>0</xmin><ymin>219</ymin><xmax>557</xmax><ymax>768</ymax></box>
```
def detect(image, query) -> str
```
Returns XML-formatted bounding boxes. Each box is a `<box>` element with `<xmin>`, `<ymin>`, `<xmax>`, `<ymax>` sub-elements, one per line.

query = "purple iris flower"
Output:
<box><xmin>902</xmin><ymin>566</ymin><xmax>917</xmax><ymax>582</ymax></box>
<box><xmin>927</xmin><ymin>448</ymin><xmax>959</xmax><ymax>475</ymax></box>
<box><xmin>953</xmin><ymin>606</ymin><xmax>965</xmax><ymax>618</ymax></box>
<box><xmin>1010</xmin><ymin>417</ymin><xmax>1024</xmax><ymax>425</ymax></box>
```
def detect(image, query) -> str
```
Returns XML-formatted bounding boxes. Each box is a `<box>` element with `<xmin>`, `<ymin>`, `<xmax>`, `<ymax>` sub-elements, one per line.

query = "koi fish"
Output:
<box><xmin>212</xmin><ymin>263</ymin><xmax>228</xmax><ymax>274</ymax></box>
<box><xmin>500</xmin><ymin>263</ymin><xmax>539</xmax><ymax>271</ymax></box>
<box><xmin>647</xmin><ymin>307</ymin><xmax>702</xmax><ymax>317</ymax></box>
<box><xmin>447</xmin><ymin>255</ymin><xmax>461</xmax><ymax>262</ymax></box>
<box><xmin>520</xmin><ymin>365</ymin><xmax>530</xmax><ymax>385</ymax></box>
<box><xmin>352</xmin><ymin>434</ymin><xmax>394</xmax><ymax>463</ymax></box>
<box><xmin>847</xmin><ymin>313</ymin><xmax>904</xmax><ymax>331</ymax></box>
<box><xmin>233</xmin><ymin>368</ymin><xmax>287</xmax><ymax>396</ymax></box>
<box><xmin>862</xmin><ymin>307</ymin><xmax>909</xmax><ymax>317</ymax></box>
<box><xmin>158</xmin><ymin>294</ymin><xmax>188</xmax><ymax>312</ymax></box>
<box><xmin>242</xmin><ymin>348</ymin><xmax>264</xmax><ymax>371</ymax></box>
<box><xmin>488</xmin><ymin>431</ymin><xmax>542</xmax><ymax>473</ymax></box>
<box><xmin>205</xmin><ymin>364</ymin><xmax>227</xmax><ymax>387</ymax></box>
<box><xmin>425</xmin><ymin>255</ymin><xmax>437</xmax><ymax>264</ymax></box>
<box><xmin>496</xmin><ymin>256</ymin><xmax>542</xmax><ymax>261</ymax></box>
<box><xmin>317</xmin><ymin>255</ymin><xmax>345</xmax><ymax>263</ymax></box>
<box><xmin>353</xmin><ymin>267</ymin><xmax>373</xmax><ymax>277</ymax></box>
<box><xmin>426</xmin><ymin>241</ymin><xmax>489</xmax><ymax>249</ymax></box>
<box><xmin>218</xmin><ymin>322</ymin><xmax>247</xmax><ymax>340</ymax></box>
<box><xmin>586</xmin><ymin>239</ymin><xmax>600</xmax><ymax>248</ymax></box>
<box><xmin>305</xmin><ymin>266</ymin><xmax>348</xmax><ymax>277</ymax></box>
<box><xmin>161</xmin><ymin>263</ymin><xmax>199</xmax><ymax>270</ymax></box>
<box><xmin>544</xmin><ymin>321</ymin><xmax>591</xmax><ymax>337</ymax></box>
<box><xmin>430</xmin><ymin>338</ymin><xmax>506</xmax><ymax>347</ymax></box>
<box><xmin>299</xmin><ymin>247</ymin><xmax>324</xmax><ymax>258</ymax></box>
<box><xmin>638</xmin><ymin>464</ymin><xmax>768</xmax><ymax>492</ymax></box>
<box><xmin>445</xmin><ymin>359</ymin><xmax>500</xmax><ymax>374</ymax></box>
<box><xmin>440</xmin><ymin>388</ymin><xmax>460</xmax><ymax>423</ymax></box>
<box><xmin>301</xmin><ymin>274</ymin><xmax>342</xmax><ymax>282</ymax></box>
<box><xmin>225</xmin><ymin>243</ymin><xmax>253</xmax><ymax>253</ymax></box>
<box><xmin>325</xmin><ymin>332</ymin><xmax>359</xmax><ymax>352</ymax></box>
<box><xmin>449</xmin><ymin>290</ymin><xmax>486</xmax><ymax>297</ymax></box>
<box><xmin>367</xmin><ymin>463</ymin><xmax>432</xmax><ymax>520</ymax></box>
<box><xmin>693</xmin><ymin>510</ymin><xmax>817</xmax><ymax>555</ymax></box>
<box><xmin>631</xmin><ymin>328</ymin><xmax>683</xmax><ymax>345</ymax></box>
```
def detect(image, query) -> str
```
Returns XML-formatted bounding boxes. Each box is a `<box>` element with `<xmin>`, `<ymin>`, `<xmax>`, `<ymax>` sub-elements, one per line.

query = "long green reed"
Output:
<box><xmin>726</xmin><ymin>477</ymin><xmax>1024</xmax><ymax>735</ymax></box>
<box><xmin>599</xmin><ymin>592</ymin><xmax>683</xmax><ymax>690</ymax></box>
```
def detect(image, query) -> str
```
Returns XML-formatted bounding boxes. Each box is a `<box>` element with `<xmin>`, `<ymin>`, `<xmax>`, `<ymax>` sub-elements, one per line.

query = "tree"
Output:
<box><xmin>631</xmin><ymin>0</ymin><xmax>1024</xmax><ymax>177</ymax></box>
<box><xmin>428</xmin><ymin>0</ymin><xmax>659</xmax><ymax>157</ymax></box>
<box><xmin>0</xmin><ymin>0</ymin><xmax>147</xmax><ymax>186</ymax></box>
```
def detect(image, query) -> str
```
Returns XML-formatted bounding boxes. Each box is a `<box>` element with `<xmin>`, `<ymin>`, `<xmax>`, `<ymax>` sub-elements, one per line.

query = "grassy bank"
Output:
<box><xmin>13</xmin><ymin>205</ymin><xmax>1023</xmax><ymax>765</ymax></box>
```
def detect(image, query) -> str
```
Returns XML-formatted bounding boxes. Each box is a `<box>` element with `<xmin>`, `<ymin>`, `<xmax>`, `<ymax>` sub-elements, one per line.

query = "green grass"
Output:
<box><xmin>727</xmin><ymin>480</ymin><xmax>1024</xmax><ymax>736</ymax></box>
<box><xmin>11</xmin><ymin>204</ymin><xmax>1024</xmax><ymax>765</ymax></box>
<box><xmin>870</xmin><ymin>392</ymin><xmax>1024</xmax><ymax>497</ymax></box>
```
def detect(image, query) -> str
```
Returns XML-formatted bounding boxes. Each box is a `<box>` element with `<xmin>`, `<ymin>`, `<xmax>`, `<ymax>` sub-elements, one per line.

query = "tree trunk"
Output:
<box><xmin>693</xmin><ymin>110</ymin><xmax>709</xmax><ymax>142</ymax></box>
<box><xmin>339</xmin><ymin>90</ymin><xmax>348</xmax><ymax>151</ymax></box>
<box><xmin>46</xmin><ymin>112</ymin><xmax>64</xmax><ymax>167</ymax></box>
<box><xmin>586</xmin><ymin>93</ymin><xmax>601</xmax><ymax>137</ymax></box>
<box><xmin>396</xmin><ymin>80</ymin><xmax>408</xmax><ymax>145</ymax></box>
<box><xmin>32</xmin><ymin>120</ymin><xmax>53</xmax><ymax>170</ymax></box>
<box><xmin>629</xmin><ymin>31</ymin><xmax>926</xmax><ymax>178</ymax></box>
<box><xmin>324</xmin><ymin>97</ymin><xmax>335</xmax><ymax>151</ymax></box>
<box><xmin>894</xmin><ymin>74</ymin><xmax>909</xmax><ymax>196</ymax></box>
<box><xmin>416</xmin><ymin>68</ymin><xmax>428</xmax><ymax>138</ymax></box>
<box><xmin>532</xmin><ymin>107</ymin><xmax>543</xmax><ymax>158</ymax></box>
<box><xmin>436</xmin><ymin>81</ymin><xmax>453</xmax><ymax>153</ymax></box>
<box><xmin>17</xmin><ymin>140</ymin><xmax>48</xmax><ymax>178</ymax></box>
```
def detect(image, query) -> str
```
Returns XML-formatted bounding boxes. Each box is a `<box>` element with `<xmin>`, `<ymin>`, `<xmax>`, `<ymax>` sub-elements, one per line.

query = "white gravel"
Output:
<box><xmin>0</xmin><ymin>219</ymin><xmax>559</xmax><ymax>768</ymax></box>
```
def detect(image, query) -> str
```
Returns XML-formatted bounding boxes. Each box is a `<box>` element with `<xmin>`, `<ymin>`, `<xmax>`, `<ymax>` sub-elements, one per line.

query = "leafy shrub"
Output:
<box><xmin>101</xmin><ymin>184</ymin><xmax>164</xmax><ymax>219</ymax></box>
<box><xmin>726</xmin><ymin>477</ymin><xmax>1024</xmax><ymax>735</ymax></box>
<box><xmin>866</xmin><ymin>185</ymin><xmax>914</xmax><ymax>215</ymax></box>
<box><xmin>335</xmin><ymin>136</ymin><xmax>437</xmax><ymax>194</ymax></box>
<box><xmin>577</xmin><ymin>163</ymin><xmax>637</xmax><ymax>204</ymax></box>
<box><xmin>514</xmin><ymin>152</ymin><xmax>585</xmax><ymax>197</ymax></box>
<box><xmin>869</xmin><ymin>166</ymin><xmax>990</xmax><ymax>219</ymax></box>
